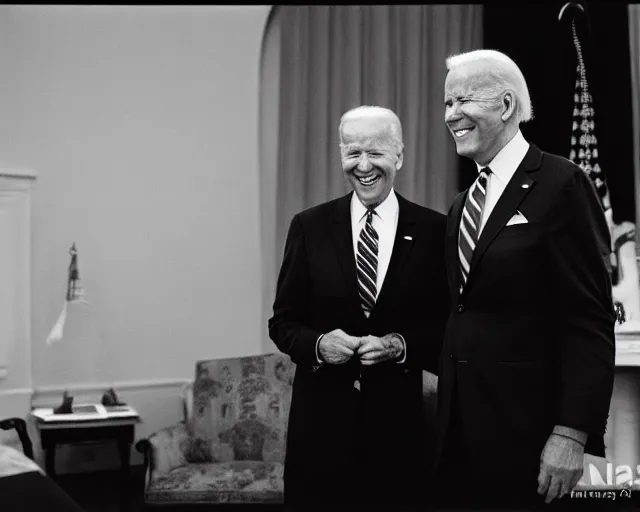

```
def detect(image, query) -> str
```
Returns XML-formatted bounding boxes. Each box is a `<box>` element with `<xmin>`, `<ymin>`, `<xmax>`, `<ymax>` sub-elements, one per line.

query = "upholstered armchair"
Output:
<box><xmin>136</xmin><ymin>353</ymin><xmax>294</xmax><ymax>506</ymax></box>
<box><xmin>136</xmin><ymin>353</ymin><xmax>439</xmax><ymax>507</ymax></box>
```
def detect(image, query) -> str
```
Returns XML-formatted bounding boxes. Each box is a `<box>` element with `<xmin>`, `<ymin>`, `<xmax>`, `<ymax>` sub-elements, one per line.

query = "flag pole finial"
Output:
<box><xmin>67</xmin><ymin>243</ymin><xmax>80</xmax><ymax>301</ymax></box>
<box><xmin>558</xmin><ymin>2</ymin><xmax>584</xmax><ymax>22</ymax></box>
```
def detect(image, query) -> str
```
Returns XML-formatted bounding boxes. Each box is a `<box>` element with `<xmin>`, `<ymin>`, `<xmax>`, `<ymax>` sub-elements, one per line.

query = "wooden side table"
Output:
<box><xmin>33</xmin><ymin>416</ymin><xmax>140</xmax><ymax>480</ymax></box>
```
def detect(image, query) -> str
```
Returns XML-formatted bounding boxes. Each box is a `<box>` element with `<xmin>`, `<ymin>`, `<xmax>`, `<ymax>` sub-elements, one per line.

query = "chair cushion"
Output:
<box><xmin>187</xmin><ymin>354</ymin><xmax>295</xmax><ymax>464</ymax></box>
<box><xmin>145</xmin><ymin>461</ymin><xmax>284</xmax><ymax>504</ymax></box>
<box><xmin>0</xmin><ymin>445</ymin><xmax>44</xmax><ymax>478</ymax></box>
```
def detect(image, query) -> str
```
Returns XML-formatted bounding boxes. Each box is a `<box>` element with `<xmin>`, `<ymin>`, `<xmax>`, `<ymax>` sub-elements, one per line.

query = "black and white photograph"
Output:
<box><xmin>0</xmin><ymin>3</ymin><xmax>639</xmax><ymax>511</ymax></box>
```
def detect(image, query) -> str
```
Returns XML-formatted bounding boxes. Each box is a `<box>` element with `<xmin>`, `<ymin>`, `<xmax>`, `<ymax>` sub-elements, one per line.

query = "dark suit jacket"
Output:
<box><xmin>436</xmin><ymin>144</ymin><xmax>616</xmax><ymax>486</ymax></box>
<box><xmin>269</xmin><ymin>191</ymin><xmax>449</xmax><ymax>504</ymax></box>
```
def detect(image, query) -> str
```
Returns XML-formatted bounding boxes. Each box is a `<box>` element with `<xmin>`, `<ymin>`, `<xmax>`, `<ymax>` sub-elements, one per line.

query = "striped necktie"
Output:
<box><xmin>357</xmin><ymin>208</ymin><xmax>378</xmax><ymax>318</ymax></box>
<box><xmin>459</xmin><ymin>167</ymin><xmax>491</xmax><ymax>292</ymax></box>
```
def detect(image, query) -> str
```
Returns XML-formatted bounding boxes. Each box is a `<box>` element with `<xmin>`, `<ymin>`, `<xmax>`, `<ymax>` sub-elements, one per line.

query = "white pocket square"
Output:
<box><xmin>506</xmin><ymin>211</ymin><xmax>528</xmax><ymax>226</ymax></box>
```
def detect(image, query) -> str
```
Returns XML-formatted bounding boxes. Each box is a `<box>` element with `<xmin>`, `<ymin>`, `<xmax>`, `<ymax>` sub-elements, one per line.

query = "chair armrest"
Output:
<box><xmin>181</xmin><ymin>381</ymin><xmax>193</xmax><ymax>422</ymax></box>
<box><xmin>135</xmin><ymin>439</ymin><xmax>154</xmax><ymax>478</ymax></box>
<box><xmin>0</xmin><ymin>417</ymin><xmax>34</xmax><ymax>460</ymax></box>
<box><xmin>136</xmin><ymin>421</ymin><xmax>191</xmax><ymax>481</ymax></box>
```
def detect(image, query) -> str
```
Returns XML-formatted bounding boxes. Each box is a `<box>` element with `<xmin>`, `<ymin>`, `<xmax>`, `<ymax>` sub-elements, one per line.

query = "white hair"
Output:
<box><xmin>446</xmin><ymin>49</ymin><xmax>533</xmax><ymax>123</ymax></box>
<box><xmin>339</xmin><ymin>105</ymin><xmax>404</xmax><ymax>152</ymax></box>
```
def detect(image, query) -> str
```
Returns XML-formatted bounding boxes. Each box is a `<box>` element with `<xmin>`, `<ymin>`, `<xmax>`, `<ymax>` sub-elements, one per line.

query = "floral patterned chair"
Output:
<box><xmin>136</xmin><ymin>353</ymin><xmax>295</xmax><ymax>507</ymax></box>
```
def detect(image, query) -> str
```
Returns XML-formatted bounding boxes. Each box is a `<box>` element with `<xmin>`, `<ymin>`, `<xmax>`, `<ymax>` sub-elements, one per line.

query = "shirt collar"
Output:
<box><xmin>475</xmin><ymin>130</ymin><xmax>530</xmax><ymax>185</ymax></box>
<box><xmin>351</xmin><ymin>188</ymin><xmax>399</xmax><ymax>223</ymax></box>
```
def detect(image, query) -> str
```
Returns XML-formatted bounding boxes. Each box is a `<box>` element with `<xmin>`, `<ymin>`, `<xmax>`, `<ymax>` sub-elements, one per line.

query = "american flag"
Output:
<box><xmin>565</xmin><ymin>6</ymin><xmax>627</xmax><ymax>324</ymax></box>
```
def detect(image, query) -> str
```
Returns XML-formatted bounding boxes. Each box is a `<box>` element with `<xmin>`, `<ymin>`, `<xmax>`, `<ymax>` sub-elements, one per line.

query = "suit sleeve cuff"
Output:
<box><xmin>313</xmin><ymin>334</ymin><xmax>325</xmax><ymax>368</ymax></box>
<box><xmin>394</xmin><ymin>333</ymin><xmax>407</xmax><ymax>364</ymax></box>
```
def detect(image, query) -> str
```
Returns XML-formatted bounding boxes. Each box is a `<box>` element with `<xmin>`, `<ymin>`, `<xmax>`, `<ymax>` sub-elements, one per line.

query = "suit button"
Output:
<box><xmin>449</xmin><ymin>353</ymin><xmax>454</xmax><ymax>360</ymax></box>
<box><xmin>457</xmin><ymin>304</ymin><xmax>465</xmax><ymax>313</ymax></box>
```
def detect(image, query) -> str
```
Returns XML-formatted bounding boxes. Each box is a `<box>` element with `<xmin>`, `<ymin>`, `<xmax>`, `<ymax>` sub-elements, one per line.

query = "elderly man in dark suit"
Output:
<box><xmin>436</xmin><ymin>49</ymin><xmax>616</xmax><ymax>509</ymax></box>
<box><xmin>269</xmin><ymin>105</ymin><xmax>449</xmax><ymax>508</ymax></box>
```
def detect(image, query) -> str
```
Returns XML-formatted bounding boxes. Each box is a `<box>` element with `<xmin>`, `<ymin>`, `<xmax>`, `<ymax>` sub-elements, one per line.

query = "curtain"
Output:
<box><xmin>260</xmin><ymin>5</ymin><xmax>483</xmax><ymax>353</ymax></box>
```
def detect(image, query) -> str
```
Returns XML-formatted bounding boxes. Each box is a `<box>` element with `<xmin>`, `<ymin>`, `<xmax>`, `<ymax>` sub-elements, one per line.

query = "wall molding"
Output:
<box><xmin>0</xmin><ymin>172</ymin><xmax>35</xmax><ymax>393</ymax></box>
<box><xmin>0</xmin><ymin>168</ymin><xmax>37</xmax><ymax>180</ymax></box>
<box><xmin>0</xmin><ymin>387</ymin><xmax>33</xmax><ymax>396</ymax></box>
<box><xmin>32</xmin><ymin>377</ymin><xmax>190</xmax><ymax>405</ymax></box>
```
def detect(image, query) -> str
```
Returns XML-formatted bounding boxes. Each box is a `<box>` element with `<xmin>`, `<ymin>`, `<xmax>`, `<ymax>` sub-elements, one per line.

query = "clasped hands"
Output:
<box><xmin>318</xmin><ymin>328</ymin><xmax>403</xmax><ymax>365</ymax></box>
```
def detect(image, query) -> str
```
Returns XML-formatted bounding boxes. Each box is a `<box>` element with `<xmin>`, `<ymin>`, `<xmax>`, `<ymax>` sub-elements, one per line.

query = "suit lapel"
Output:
<box><xmin>373</xmin><ymin>194</ymin><xmax>417</xmax><ymax>312</ymax></box>
<box><xmin>331</xmin><ymin>192</ymin><xmax>362</xmax><ymax>313</ymax></box>
<box><xmin>466</xmin><ymin>144</ymin><xmax>542</xmax><ymax>285</ymax></box>
<box><xmin>447</xmin><ymin>191</ymin><xmax>467</xmax><ymax>301</ymax></box>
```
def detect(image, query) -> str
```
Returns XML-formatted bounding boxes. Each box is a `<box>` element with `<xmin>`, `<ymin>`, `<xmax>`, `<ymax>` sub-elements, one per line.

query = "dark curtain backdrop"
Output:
<box><xmin>477</xmin><ymin>1</ymin><xmax>635</xmax><ymax>227</ymax></box>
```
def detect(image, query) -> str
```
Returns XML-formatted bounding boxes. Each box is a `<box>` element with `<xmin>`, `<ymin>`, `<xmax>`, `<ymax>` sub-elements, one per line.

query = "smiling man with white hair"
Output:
<box><xmin>270</xmin><ymin>105</ymin><xmax>449</xmax><ymax>508</ymax></box>
<box><xmin>434</xmin><ymin>49</ymin><xmax>616</xmax><ymax>509</ymax></box>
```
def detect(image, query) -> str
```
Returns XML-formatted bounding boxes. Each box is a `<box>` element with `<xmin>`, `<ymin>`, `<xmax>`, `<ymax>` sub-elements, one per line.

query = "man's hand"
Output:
<box><xmin>318</xmin><ymin>329</ymin><xmax>362</xmax><ymax>364</ymax></box>
<box><xmin>356</xmin><ymin>334</ymin><xmax>403</xmax><ymax>365</ymax></box>
<box><xmin>537</xmin><ymin>434</ymin><xmax>584</xmax><ymax>504</ymax></box>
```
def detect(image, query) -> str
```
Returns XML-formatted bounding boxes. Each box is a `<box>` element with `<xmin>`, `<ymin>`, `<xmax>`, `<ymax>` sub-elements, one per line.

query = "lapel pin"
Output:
<box><xmin>522</xmin><ymin>183</ymin><xmax>530</xmax><ymax>189</ymax></box>
<box><xmin>404</xmin><ymin>236</ymin><xmax>413</xmax><ymax>240</ymax></box>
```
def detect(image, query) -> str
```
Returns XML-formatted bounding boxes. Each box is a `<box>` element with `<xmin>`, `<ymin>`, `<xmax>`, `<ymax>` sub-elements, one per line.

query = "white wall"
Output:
<box><xmin>0</xmin><ymin>5</ymin><xmax>272</xmax><ymax>472</ymax></box>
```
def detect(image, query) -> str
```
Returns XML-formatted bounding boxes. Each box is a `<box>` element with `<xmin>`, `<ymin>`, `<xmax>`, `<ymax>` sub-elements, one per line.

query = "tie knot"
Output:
<box><xmin>366</xmin><ymin>208</ymin><xmax>376</xmax><ymax>221</ymax></box>
<box><xmin>478</xmin><ymin>167</ymin><xmax>490</xmax><ymax>185</ymax></box>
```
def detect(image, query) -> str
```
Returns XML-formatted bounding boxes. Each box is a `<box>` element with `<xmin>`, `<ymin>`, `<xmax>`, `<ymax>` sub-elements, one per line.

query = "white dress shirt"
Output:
<box><xmin>350</xmin><ymin>188</ymin><xmax>399</xmax><ymax>296</ymax></box>
<box><xmin>474</xmin><ymin>130</ymin><xmax>530</xmax><ymax>234</ymax></box>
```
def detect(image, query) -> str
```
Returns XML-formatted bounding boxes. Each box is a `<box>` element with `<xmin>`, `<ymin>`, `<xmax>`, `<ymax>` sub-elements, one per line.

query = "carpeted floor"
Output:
<box><xmin>53</xmin><ymin>466</ymin><xmax>640</xmax><ymax>512</ymax></box>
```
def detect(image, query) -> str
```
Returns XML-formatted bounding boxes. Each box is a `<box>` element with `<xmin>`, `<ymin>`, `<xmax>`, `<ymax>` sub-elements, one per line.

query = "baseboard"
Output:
<box><xmin>28</xmin><ymin>378</ymin><xmax>190</xmax><ymax>476</ymax></box>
